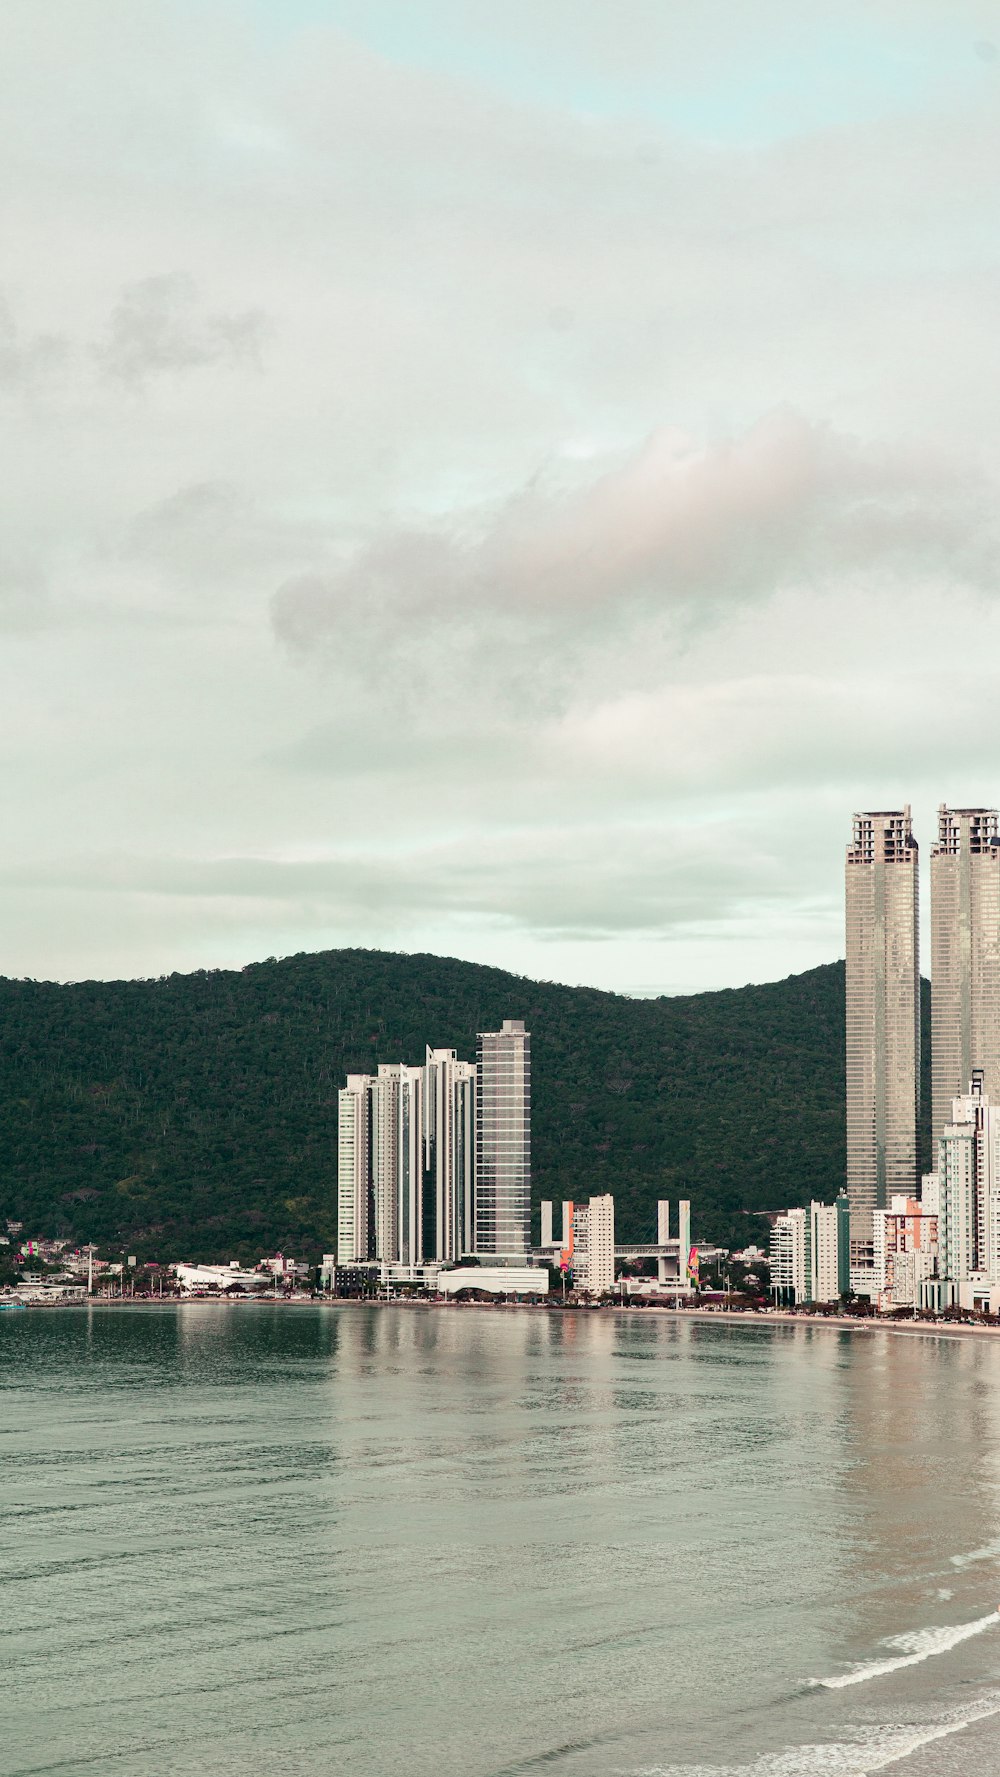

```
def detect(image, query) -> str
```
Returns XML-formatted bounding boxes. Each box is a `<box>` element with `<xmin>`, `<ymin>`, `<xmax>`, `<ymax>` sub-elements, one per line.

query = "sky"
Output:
<box><xmin>3</xmin><ymin>0</ymin><xmax>1000</xmax><ymax>993</ymax></box>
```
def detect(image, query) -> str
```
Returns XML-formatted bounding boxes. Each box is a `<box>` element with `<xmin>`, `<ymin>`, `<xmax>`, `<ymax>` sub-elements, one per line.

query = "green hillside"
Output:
<box><xmin>0</xmin><ymin>949</ymin><xmax>931</xmax><ymax>1261</ymax></box>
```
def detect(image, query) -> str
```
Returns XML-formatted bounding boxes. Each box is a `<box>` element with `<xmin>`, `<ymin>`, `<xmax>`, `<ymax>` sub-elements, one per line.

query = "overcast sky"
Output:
<box><xmin>3</xmin><ymin>0</ymin><xmax>999</xmax><ymax>992</ymax></box>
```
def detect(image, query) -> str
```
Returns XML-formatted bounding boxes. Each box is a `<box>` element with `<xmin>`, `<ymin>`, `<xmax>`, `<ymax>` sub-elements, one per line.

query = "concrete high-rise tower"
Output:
<box><xmin>370</xmin><ymin>1063</ymin><xmax>425</xmax><ymax>1264</ymax></box>
<box><xmin>425</xmin><ymin>1047</ymin><xmax>476</xmax><ymax>1262</ymax></box>
<box><xmin>930</xmin><ymin>806</ymin><xmax>1000</xmax><ymax>1144</ymax></box>
<box><xmin>845</xmin><ymin>809</ymin><xmax>920</xmax><ymax>1251</ymax></box>
<box><xmin>337</xmin><ymin>1074</ymin><xmax>373</xmax><ymax>1262</ymax></box>
<box><xmin>475</xmin><ymin>1018</ymin><xmax>531</xmax><ymax>1257</ymax></box>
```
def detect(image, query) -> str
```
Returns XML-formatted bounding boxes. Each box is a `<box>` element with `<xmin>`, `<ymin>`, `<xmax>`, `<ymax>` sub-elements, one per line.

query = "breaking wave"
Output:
<box><xmin>636</xmin><ymin>1687</ymin><xmax>1000</xmax><ymax>1775</ymax></box>
<box><xmin>815</xmin><ymin>1611</ymin><xmax>998</xmax><ymax>1689</ymax></box>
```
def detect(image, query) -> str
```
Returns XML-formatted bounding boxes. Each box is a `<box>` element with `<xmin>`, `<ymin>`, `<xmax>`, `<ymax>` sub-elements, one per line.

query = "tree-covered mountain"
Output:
<box><xmin>0</xmin><ymin>948</ymin><xmax>931</xmax><ymax>1261</ymax></box>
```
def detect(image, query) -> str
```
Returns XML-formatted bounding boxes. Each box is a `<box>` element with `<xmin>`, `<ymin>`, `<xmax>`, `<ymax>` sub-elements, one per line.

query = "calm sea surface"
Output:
<box><xmin>5</xmin><ymin>1306</ymin><xmax>1000</xmax><ymax>1777</ymax></box>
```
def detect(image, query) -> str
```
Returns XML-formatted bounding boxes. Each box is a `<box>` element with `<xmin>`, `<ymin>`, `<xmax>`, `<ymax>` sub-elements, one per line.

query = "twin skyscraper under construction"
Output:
<box><xmin>846</xmin><ymin>805</ymin><xmax>1000</xmax><ymax>1264</ymax></box>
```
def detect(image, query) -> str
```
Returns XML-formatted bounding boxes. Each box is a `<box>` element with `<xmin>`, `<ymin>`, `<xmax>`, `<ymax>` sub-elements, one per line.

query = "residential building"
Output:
<box><xmin>556</xmin><ymin>1195</ymin><xmax>616</xmax><ymax>1292</ymax></box>
<box><xmin>770</xmin><ymin>1208</ymin><xmax>808</xmax><ymax>1303</ymax></box>
<box><xmin>873</xmin><ymin>1196</ymin><xmax>938</xmax><ymax>1309</ymax></box>
<box><xmin>845</xmin><ymin>809</ymin><xmax>920</xmax><ymax>1256</ymax></box>
<box><xmin>937</xmin><ymin>1111</ymin><xmax>976</xmax><ymax>1294</ymax></box>
<box><xmin>936</xmin><ymin>1075</ymin><xmax>1000</xmax><ymax>1295</ymax></box>
<box><xmin>812</xmin><ymin>1197</ymin><xmax>851</xmax><ymax>1301</ymax></box>
<box><xmin>476</xmin><ymin>1018</ymin><xmax>531</xmax><ymax>1258</ymax></box>
<box><xmin>770</xmin><ymin>1198</ymin><xmax>850</xmax><ymax>1305</ymax></box>
<box><xmin>337</xmin><ymin>1074</ymin><xmax>373</xmax><ymax>1262</ymax></box>
<box><xmin>425</xmin><ymin>1047</ymin><xmax>476</xmax><ymax>1262</ymax></box>
<box><xmin>371</xmin><ymin>1063</ymin><xmax>426</xmax><ymax>1263</ymax></box>
<box><xmin>584</xmin><ymin>1194</ymin><xmax>615</xmax><ymax>1292</ymax></box>
<box><xmin>931</xmin><ymin>807</ymin><xmax>1000</xmax><ymax>1144</ymax></box>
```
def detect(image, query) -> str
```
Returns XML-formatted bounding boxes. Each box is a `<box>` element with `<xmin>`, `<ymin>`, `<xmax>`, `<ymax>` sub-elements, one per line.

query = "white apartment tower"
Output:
<box><xmin>370</xmin><ymin>1063</ymin><xmax>425</xmax><ymax>1264</ymax></box>
<box><xmin>770</xmin><ymin>1199</ymin><xmax>850</xmax><ymax>1305</ymax></box>
<box><xmin>930</xmin><ymin>807</ymin><xmax>1000</xmax><ymax>1144</ymax></box>
<box><xmin>582</xmin><ymin>1193</ymin><xmax>615</xmax><ymax>1294</ymax></box>
<box><xmin>425</xmin><ymin>1047</ymin><xmax>476</xmax><ymax>1262</ymax></box>
<box><xmin>476</xmin><ymin>1019</ymin><xmax>531</xmax><ymax>1257</ymax></box>
<box><xmin>937</xmin><ymin>1074</ymin><xmax>1000</xmax><ymax>1288</ymax></box>
<box><xmin>845</xmin><ymin>809</ymin><xmax>920</xmax><ymax>1249</ymax></box>
<box><xmin>337</xmin><ymin>1074</ymin><xmax>373</xmax><ymax>1262</ymax></box>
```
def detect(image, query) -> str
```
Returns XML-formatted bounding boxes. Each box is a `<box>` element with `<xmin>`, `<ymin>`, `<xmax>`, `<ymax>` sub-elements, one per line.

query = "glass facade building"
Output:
<box><xmin>930</xmin><ymin>806</ymin><xmax>1000</xmax><ymax>1145</ymax></box>
<box><xmin>475</xmin><ymin>1019</ymin><xmax>531</xmax><ymax>1257</ymax></box>
<box><xmin>845</xmin><ymin>809</ymin><xmax>920</xmax><ymax>1248</ymax></box>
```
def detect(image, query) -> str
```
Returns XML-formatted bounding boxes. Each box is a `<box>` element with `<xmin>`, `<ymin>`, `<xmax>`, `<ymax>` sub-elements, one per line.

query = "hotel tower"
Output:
<box><xmin>845</xmin><ymin>809</ymin><xmax>920</xmax><ymax>1250</ymax></box>
<box><xmin>930</xmin><ymin>806</ymin><xmax>1000</xmax><ymax>1144</ymax></box>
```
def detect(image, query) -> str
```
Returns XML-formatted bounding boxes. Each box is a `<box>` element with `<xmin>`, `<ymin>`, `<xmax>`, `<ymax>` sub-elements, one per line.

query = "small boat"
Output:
<box><xmin>0</xmin><ymin>1302</ymin><xmax>27</xmax><ymax>1312</ymax></box>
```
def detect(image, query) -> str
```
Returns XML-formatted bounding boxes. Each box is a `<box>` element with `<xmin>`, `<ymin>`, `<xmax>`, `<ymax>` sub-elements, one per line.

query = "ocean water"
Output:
<box><xmin>4</xmin><ymin>1308</ymin><xmax>1000</xmax><ymax>1777</ymax></box>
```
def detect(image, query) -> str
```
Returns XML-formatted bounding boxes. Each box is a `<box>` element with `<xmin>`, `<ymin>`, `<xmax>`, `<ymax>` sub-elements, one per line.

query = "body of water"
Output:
<box><xmin>4</xmin><ymin>1305</ymin><xmax>1000</xmax><ymax>1775</ymax></box>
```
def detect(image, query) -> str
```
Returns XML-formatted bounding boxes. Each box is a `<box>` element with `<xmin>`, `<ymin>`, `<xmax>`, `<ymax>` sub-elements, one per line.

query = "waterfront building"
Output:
<box><xmin>845</xmin><ymin>809</ymin><xmax>920</xmax><ymax>1258</ymax></box>
<box><xmin>930</xmin><ymin>807</ymin><xmax>1000</xmax><ymax>1144</ymax></box>
<box><xmin>770</xmin><ymin>1209</ymin><xmax>808</xmax><ymax>1303</ymax></box>
<box><xmin>936</xmin><ymin>1074</ymin><xmax>1000</xmax><ymax>1297</ymax></box>
<box><xmin>565</xmin><ymin>1195</ymin><xmax>615</xmax><ymax>1292</ymax></box>
<box><xmin>371</xmin><ymin>1063</ymin><xmax>426</xmax><ymax>1264</ymax></box>
<box><xmin>337</xmin><ymin>1074</ymin><xmax>373</xmax><ymax>1262</ymax></box>
<box><xmin>437</xmin><ymin>1265</ymin><xmax>548</xmax><ymax>1297</ymax></box>
<box><xmin>476</xmin><ymin>1019</ymin><xmax>531</xmax><ymax>1258</ymax></box>
<box><xmin>587</xmin><ymin>1195</ymin><xmax>615</xmax><ymax>1291</ymax></box>
<box><xmin>812</xmin><ymin>1197</ymin><xmax>851</xmax><ymax>1301</ymax></box>
<box><xmin>425</xmin><ymin>1047</ymin><xmax>476</xmax><ymax>1262</ymax></box>
<box><xmin>175</xmin><ymin>1263</ymin><xmax>271</xmax><ymax>1294</ymax></box>
<box><xmin>872</xmin><ymin>1197</ymin><xmax>938</xmax><ymax>1310</ymax></box>
<box><xmin>770</xmin><ymin>1198</ymin><xmax>850</xmax><ymax>1305</ymax></box>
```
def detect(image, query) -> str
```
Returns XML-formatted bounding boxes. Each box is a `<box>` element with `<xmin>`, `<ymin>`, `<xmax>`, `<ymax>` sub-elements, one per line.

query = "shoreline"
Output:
<box><xmin>7</xmin><ymin>1296</ymin><xmax>1000</xmax><ymax>1341</ymax></box>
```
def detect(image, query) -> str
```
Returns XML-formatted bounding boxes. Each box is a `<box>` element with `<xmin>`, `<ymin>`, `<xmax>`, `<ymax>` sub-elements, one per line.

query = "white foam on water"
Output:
<box><xmin>950</xmin><ymin>1537</ymin><xmax>1000</xmax><ymax>1570</ymax></box>
<box><xmin>815</xmin><ymin>1610</ymin><xmax>998</xmax><ymax>1689</ymax></box>
<box><xmin>635</xmin><ymin>1686</ymin><xmax>1000</xmax><ymax>1776</ymax></box>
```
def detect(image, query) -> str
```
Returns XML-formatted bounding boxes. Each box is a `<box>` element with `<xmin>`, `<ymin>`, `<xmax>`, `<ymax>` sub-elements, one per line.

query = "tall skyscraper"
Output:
<box><xmin>845</xmin><ymin>808</ymin><xmax>920</xmax><ymax>1249</ymax></box>
<box><xmin>930</xmin><ymin>806</ymin><xmax>1000</xmax><ymax>1143</ymax></box>
<box><xmin>475</xmin><ymin>1018</ymin><xmax>531</xmax><ymax>1257</ymax></box>
<box><xmin>370</xmin><ymin>1063</ymin><xmax>425</xmax><ymax>1263</ymax></box>
<box><xmin>425</xmin><ymin>1047</ymin><xmax>476</xmax><ymax>1262</ymax></box>
<box><xmin>337</xmin><ymin>1074</ymin><xmax>373</xmax><ymax>1262</ymax></box>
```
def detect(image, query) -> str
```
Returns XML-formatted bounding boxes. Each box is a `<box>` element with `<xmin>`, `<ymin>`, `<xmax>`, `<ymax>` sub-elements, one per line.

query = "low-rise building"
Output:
<box><xmin>437</xmin><ymin>1266</ymin><xmax>547</xmax><ymax>1297</ymax></box>
<box><xmin>174</xmin><ymin>1263</ymin><xmax>273</xmax><ymax>1294</ymax></box>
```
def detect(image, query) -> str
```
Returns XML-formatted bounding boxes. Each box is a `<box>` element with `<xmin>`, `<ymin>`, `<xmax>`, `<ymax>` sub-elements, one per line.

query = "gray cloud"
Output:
<box><xmin>95</xmin><ymin>275</ymin><xmax>270</xmax><ymax>384</ymax></box>
<box><xmin>4</xmin><ymin>0</ymin><xmax>1000</xmax><ymax>989</ymax></box>
<box><xmin>0</xmin><ymin>296</ymin><xmax>67</xmax><ymax>391</ymax></box>
<box><xmin>0</xmin><ymin>555</ymin><xmax>49</xmax><ymax>631</ymax></box>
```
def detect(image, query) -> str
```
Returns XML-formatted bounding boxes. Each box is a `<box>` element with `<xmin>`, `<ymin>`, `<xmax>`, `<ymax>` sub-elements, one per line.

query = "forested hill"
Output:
<box><xmin>0</xmin><ymin>949</ymin><xmax>930</xmax><ymax>1261</ymax></box>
